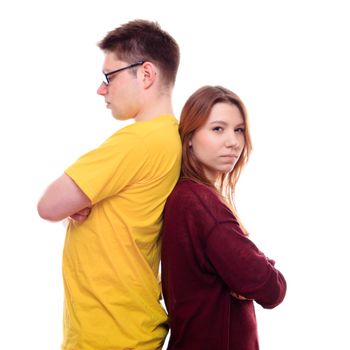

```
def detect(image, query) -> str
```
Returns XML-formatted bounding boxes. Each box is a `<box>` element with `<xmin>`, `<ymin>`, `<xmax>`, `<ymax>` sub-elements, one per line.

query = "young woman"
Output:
<box><xmin>161</xmin><ymin>86</ymin><xmax>287</xmax><ymax>350</ymax></box>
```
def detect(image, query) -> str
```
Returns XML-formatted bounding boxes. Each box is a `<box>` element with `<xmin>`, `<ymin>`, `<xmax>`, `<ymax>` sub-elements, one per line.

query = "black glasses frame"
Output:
<box><xmin>103</xmin><ymin>60</ymin><xmax>145</xmax><ymax>85</ymax></box>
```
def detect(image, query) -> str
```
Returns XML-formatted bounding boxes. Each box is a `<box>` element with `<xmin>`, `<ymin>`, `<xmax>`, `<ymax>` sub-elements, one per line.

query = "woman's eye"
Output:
<box><xmin>213</xmin><ymin>127</ymin><xmax>223</xmax><ymax>132</ymax></box>
<box><xmin>235</xmin><ymin>128</ymin><xmax>245</xmax><ymax>133</ymax></box>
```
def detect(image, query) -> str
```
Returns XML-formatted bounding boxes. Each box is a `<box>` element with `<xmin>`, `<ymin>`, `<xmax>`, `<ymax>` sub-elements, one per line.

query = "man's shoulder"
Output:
<box><xmin>113</xmin><ymin>115</ymin><xmax>180</xmax><ymax>145</ymax></box>
<box><xmin>135</xmin><ymin>115</ymin><xmax>181</xmax><ymax>155</ymax></box>
<box><xmin>103</xmin><ymin>115</ymin><xmax>177</xmax><ymax>143</ymax></box>
<box><xmin>123</xmin><ymin>114</ymin><xmax>178</xmax><ymax>132</ymax></box>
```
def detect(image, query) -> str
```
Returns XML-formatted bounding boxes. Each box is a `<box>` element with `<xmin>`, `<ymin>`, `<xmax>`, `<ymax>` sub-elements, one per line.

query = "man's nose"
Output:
<box><xmin>97</xmin><ymin>82</ymin><xmax>108</xmax><ymax>95</ymax></box>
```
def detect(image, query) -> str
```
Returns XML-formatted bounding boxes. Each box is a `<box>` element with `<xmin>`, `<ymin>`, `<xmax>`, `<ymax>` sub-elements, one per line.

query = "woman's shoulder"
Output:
<box><xmin>167</xmin><ymin>179</ymin><xmax>233</xmax><ymax>221</ymax></box>
<box><xmin>170</xmin><ymin>179</ymin><xmax>219</xmax><ymax>201</ymax></box>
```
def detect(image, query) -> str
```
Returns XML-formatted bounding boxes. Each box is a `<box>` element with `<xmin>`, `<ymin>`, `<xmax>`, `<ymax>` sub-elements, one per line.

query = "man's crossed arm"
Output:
<box><xmin>37</xmin><ymin>173</ymin><xmax>92</xmax><ymax>222</ymax></box>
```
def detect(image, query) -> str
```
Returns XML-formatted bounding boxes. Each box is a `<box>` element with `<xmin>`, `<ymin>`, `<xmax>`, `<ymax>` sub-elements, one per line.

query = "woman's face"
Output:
<box><xmin>190</xmin><ymin>102</ymin><xmax>245</xmax><ymax>182</ymax></box>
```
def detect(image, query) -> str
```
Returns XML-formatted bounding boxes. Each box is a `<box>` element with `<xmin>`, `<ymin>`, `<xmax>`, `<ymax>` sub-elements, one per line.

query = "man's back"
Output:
<box><xmin>37</xmin><ymin>19</ymin><xmax>180</xmax><ymax>349</ymax></box>
<box><xmin>62</xmin><ymin>115</ymin><xmax>181</xmax><ymax>349</ymax></box>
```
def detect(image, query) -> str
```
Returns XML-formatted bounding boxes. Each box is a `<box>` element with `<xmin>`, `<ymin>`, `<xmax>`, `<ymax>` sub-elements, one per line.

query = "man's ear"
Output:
<box><xmin>140</xmin><ymin>62</ymin><xmax>157</xmax><ymax>89</ymax></box>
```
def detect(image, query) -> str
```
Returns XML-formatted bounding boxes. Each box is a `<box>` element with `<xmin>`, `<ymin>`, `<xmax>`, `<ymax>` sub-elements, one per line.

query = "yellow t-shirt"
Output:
<box><xmin>62</xmin><ymin>115</ymin><xmax>181</xmax><ymax>350</ymax></box>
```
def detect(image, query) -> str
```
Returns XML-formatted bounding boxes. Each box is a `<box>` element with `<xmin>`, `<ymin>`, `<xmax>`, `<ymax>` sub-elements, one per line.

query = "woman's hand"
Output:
<box><xmin>231</xmin><ymin>292</ymin><xmax>252</xmax><ymax>301</ymax></box>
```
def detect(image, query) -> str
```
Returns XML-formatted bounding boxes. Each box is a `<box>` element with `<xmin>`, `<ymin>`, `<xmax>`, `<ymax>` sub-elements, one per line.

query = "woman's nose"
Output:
<box><xmin>224</xmin><ymin>132</ymin><xmax>239</xmax><ymax>148</ymax></box>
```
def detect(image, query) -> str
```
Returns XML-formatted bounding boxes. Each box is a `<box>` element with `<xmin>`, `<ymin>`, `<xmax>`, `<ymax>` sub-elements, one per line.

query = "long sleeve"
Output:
<box><xmin>162</xmin><ymin>180</ymin><xmax>287</xmax><ymax>349</ymax></box>
<box><xmin>205</xmin><ymin>221</ymin><xmax>287</xmax><ymax>309</ymax></box>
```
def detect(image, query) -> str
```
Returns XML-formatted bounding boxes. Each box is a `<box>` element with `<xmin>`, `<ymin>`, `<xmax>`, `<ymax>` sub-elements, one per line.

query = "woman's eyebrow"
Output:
<box><xmin>209</xmin><ymin>120</ymin><xmax>228</xmax><ymax>126</ymax></box>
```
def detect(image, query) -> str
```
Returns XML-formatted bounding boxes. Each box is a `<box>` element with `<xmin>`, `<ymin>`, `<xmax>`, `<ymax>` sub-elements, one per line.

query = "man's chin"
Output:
<box><xmin>112</xmin><ymin>113</ymin><xmax>134</xmax><ymax>121</ymax></box>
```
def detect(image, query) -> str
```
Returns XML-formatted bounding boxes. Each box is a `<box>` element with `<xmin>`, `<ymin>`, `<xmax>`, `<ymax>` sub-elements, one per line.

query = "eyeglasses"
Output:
<box><xmin>102</xmin><ymin>60</ymin><xmax>145</xmax><ymax>85</ymax></box>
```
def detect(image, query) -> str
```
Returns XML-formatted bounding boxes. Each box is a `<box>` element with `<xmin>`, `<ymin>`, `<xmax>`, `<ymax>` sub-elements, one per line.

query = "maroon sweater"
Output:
<box><xmin>161</xmin><ymin>180</ymin><xmax>287</xmax><ymax>350</ymax></box>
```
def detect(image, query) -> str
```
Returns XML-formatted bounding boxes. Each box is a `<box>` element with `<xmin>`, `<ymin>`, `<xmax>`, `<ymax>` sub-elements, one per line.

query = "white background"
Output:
<box><xmin>1</xmin><ymin>0</ymin><xmax>349</xmax><ymax>349</ymax></box>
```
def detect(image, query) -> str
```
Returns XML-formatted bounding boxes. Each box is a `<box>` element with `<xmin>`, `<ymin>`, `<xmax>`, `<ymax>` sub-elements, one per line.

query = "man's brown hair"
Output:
<box><xmin>98</xmin><ymin>19</ymin><xmax>180</xmax><ymax>87</ymax></box>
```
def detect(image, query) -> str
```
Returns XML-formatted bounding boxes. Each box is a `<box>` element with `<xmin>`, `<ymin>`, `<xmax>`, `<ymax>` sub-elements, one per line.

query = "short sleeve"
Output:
<box><xmin>65</xmin><ymin>130</ymin><xmax>148</xmax><ymax>205</ymax></box>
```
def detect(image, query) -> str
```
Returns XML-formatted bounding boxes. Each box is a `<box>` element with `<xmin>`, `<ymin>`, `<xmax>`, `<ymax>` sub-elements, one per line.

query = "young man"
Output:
<box><xmin>37</xmin><ymin>20</ymin><xmax>181</xmax><ymax>350</ymax></box>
